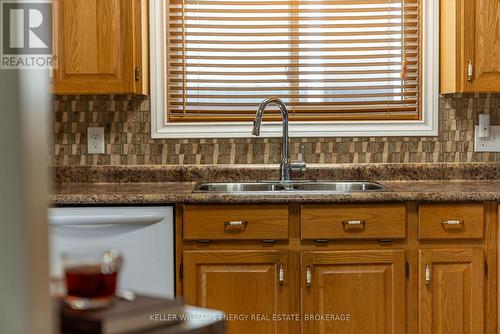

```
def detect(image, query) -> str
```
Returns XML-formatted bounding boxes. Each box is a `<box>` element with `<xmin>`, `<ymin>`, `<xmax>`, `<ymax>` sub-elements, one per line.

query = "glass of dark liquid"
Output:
<box><xmin>63</xmin><ymin>249</ymin><xmax>123</xmax><ymax>310</ymax></box>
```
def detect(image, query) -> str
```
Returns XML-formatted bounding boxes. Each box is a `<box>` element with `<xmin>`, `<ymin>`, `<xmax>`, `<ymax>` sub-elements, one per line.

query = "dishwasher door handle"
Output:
<box><xmin>49</xmin><ymin>208</ymin><xmax>168</xmax><ymax>226</ymax></box>
<box><xmin>53</xmin><ymin>223</ymin><xmax>127</xmax><ymax>229</ymax></box>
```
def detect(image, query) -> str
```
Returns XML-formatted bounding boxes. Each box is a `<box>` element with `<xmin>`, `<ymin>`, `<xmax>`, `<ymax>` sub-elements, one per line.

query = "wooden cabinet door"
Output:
<box><xmin>53</xmin><ymin>0</ymin><xmax>148</xmax><ymax>94</ymax></box>
<box><xmin>301</xmin><ymin>250</ymin><xmax>406</xmax><ymax>334</ymax></box>
<box><xmin>418</xmin><ymin>249</ymin><xmax>484</xmax><ymax>334</ymax></box>
<box><xmin>464</xmin><ymin>0</ymin><xmax>500</xmax><ymax>91</ymax></box>
<box><xmin>184</xmin><ymin>250</ymin><xmax>290</xmax><ymax>334</ymax></box>
<box><xmin>441</xmin><ymin>0</ymin><xmax>500</xmax><ymax>92</ymax></box>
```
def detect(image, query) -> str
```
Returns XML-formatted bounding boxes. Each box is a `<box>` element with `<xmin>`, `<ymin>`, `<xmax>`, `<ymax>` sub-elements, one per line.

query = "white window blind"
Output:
<box><xmin>167</xmin><ymin>0</ymin><xmax>420</xmax><ymax>123</ymax></box>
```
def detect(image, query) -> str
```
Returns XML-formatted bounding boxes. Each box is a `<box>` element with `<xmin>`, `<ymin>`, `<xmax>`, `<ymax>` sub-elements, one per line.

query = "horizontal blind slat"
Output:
<box><xmin>169</xmin><ymin>84</ymin><xmax>417</xmax><ymax>91</ymax></box>
<box><xmin>170</xmin><ymin>22</ymin><xmax>418</xmax><ymax>29</ymax></box>
<box><xmin>171</xmin><ymin>0</ymin><xmax>417</xmax><ymax>5</ymax></box>
<box><xmin>169</xmin><ymin>76</ymin><xmax>417</xmax><ymax>83</ymax></box>
<box><xmin>168</xmin><ymin>14</ymin><xmax>416</xmax><ymax>21</ymax></box>
<box><xmin>170</xmin><ymin>53</ymin><xmax>418</xmax><ymax>61</ymax></box>
<box><xmin>170</xmin><ymin>30</ymin><xmax>417</xmax><ymax>37</ymax></box>
<box><xmin>169</xmin><ymin>99</ymin><xmax>418</xmax><ymax>107</ymax></box>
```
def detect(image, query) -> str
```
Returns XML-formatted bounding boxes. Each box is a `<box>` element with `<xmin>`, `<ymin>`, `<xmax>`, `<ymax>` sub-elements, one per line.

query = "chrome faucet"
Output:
<box><xmin>252</xmin><ymin>97</ymin><xmax>306</xmax><ymax>181</ymax></box>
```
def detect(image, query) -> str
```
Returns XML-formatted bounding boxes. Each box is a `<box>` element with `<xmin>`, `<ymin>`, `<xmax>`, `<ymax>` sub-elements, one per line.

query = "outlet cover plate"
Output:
<box><xmin>474</xmin><ymin>125</ymin><xmax>500</xmax><ymax>152</ymax></box>
<box><xmin>87</xmin><ymin>127</ymin><xmax>105</xmax><ymax>154</ymax></box>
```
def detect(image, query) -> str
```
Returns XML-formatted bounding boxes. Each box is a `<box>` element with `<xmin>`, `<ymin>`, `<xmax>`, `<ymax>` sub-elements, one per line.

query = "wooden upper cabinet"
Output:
<box><xmin>441</xmin><ymin>0</ymin><xmax>500</xmax><ymax>93</ymax></box>
<box><xmin>183</xmin><ymin>250</ymin><xmax>290</xmax><ymax>334</ymax></box>
<box><xmin>418</xmin><ymin>249</ymin><xmax>484</xmax><ymax>334</ymax></box>
<box><xmin>301</xmin><ymin>250</ymin><xmax>406</xmax><ymax>334</ymax></box>
<box><xmin>53</xmin><ymin>0</ymin><xmax>149</xmax><ymax>94</ymax></box>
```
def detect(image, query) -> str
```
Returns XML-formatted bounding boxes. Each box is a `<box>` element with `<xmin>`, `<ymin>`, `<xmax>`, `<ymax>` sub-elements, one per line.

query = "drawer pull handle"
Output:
<box><xmin>441</xmin><ymin>220</ymin><xmax>463</xmax><ymax>226</ymax></box>
<box><xmin>224</xmin><ymin>220</ymin><xmax>248</xmax><ymax>232</ymax></box>
<box><xmin>306</xmin><ymin>266</ymin><xmax>312</xmax><ymax>288</ymax></box>
<box><xmin>342</xmin><ymin>220</ymin><xmax>366</xmax><ymax>231</ymax></box>
<box><xmin>342</xmin><ymin>220</ymin><xmax>366</xmax><ymax>226</ymax></box>
<box><xmin>279</xmin><ymin>264</ymin><xmax>284</xmax><ymax>286</ymax></box>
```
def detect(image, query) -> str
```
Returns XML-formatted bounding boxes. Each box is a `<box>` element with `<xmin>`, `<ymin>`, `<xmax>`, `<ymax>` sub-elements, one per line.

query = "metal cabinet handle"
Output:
<box><xmin>425</xmin><ymin>264</ymin><xmax>431</xmax><ymax>287</ymax></box>
<box><xmin>135</xmin><ymin>65</ymin><xmax>140</xmax><ymax>81</ymax></box>
<box><xmin>224</xmin><ymin>220</ymin><xmax>246</xmax><ymax>226</ymax></box>
<box><xmin>279</xmin><ymin>264</ymin><xmax>284</xmax><ymax>286</ymax></box>
<box><xmin>306</xmin><ymin>266</ymin><xmax>312</xmax><ymax>288</ymax></box>
<box><xmin>224</xmin><ymin>220</ymin><xmax>248</xmax><ymax>232</ymax></box>
<box><xmin>440</xmin><ymin>220</ymin><xmax>463</xmax><ymax>225</ymax></box>
<box><xmin>467</xmin><ymin>60</ymin><xmax>473</xmax><ymax>81</ymax></box>
<box><xmin>342</xmin><ymin>220</ymin><xmax>366</xmax><ymax>228</ymax></box>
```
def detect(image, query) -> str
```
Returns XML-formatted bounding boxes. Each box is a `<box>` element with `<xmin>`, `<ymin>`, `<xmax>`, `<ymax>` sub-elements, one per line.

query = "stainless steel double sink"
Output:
<box><xmin>193</xmin><ymin>181</ymin><xmax>386</xmax><ymax>193</ymax></box>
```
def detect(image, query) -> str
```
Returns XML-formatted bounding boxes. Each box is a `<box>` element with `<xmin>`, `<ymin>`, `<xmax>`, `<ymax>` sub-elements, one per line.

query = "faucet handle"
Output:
<box><xmin>291</xmin><ymin>144</ymin><xmax>306</xmax><ymax>172</ymax></box>
<box><xmin>299</xmin><ymin>144</ymin><xmax>305</xmax><ymax>162</ymax></box>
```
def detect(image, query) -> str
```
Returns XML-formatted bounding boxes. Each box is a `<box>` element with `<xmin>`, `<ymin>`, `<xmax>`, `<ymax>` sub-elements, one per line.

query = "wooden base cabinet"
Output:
<box><xmin>418</xmin><ymin>249</ymin><xmax>484</xmax><ymax>334</ymax></box>
<box><xmin>178</xmin><ymin>202</ymin><xmax>496</xmax><ymax>334</ymax></box>
<box><xmin>183</xmin><ymin>250</ymin><xmax>290</xmax><ymax>334</ymax></box>
<box><xmin>301</xmin><ymin>250</ymin><xmax>406</xmax><ymax>334</ymax></box>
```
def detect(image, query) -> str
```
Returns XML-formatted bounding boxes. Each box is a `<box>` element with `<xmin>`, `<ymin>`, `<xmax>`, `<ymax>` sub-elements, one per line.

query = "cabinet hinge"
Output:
<box><xmin>135</xmin><ymin>65</ymin><xmax>140</xmax><ymax>81</ymax></box>
<box><xmin>179</xmin><ymin>263</ymin><xmax>183</xmax><ymax>279</ymax></box>
<box><xmin>485</xmin><ymin>261</ymin><xmax>488</xmax><ymax>277</ymax></box>
<box><xmin>406</xmin><ymin>262</ymin><xmax>409</xmax><ymax>278</ymax></box>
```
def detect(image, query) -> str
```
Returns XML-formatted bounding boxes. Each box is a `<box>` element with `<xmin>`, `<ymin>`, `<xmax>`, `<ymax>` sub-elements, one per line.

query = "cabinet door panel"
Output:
<box><xmin>184</xmin><ymin>250</ymin><xmax>289</xmax><ymax>334</ymax></box>
<box><xmin>418</xmin><ymin>249</ymin><xmax>484</xmax><ymax>334</ymax></box>
<box><xmin>63</xmin><ymin>0</ymin><xmax>121</xmax><ymax>76</ymax></box>
<box><xmin>465</xmin><ymin>0</ymin><xmax>500</xmax><ymax>91</ymax></box>
<box><xmin>301</xmin><ymin>250</ymin><xmax>406</xmax><ymax>334</ymax></box>
<box><xmin>53</xmin><ymin>0</ymin><xmax>147</xmax><ymax>94</ymax></box>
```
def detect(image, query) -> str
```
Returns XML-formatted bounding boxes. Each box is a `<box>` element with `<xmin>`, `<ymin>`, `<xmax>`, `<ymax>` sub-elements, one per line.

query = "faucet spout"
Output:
<box><xmin>252</xmin><ymin>97</ymin><xmax>303</xmax><ymax>182</ymax></box>
<box><xmin>252</xmin><ymin>97</ymin><xmax>288</xmax><ymax>136</ymax></box>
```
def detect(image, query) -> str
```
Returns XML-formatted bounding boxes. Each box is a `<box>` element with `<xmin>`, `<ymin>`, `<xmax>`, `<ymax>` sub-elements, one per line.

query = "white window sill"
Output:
<box><xmin>151</xmin><ymin>119</ymin><xmax>438</xmax><ymax>139</ymax></box>
<box><xmin>149</xmin><ymin>0</ymin><xmax>439</xmax><ymax>139</ymax></box>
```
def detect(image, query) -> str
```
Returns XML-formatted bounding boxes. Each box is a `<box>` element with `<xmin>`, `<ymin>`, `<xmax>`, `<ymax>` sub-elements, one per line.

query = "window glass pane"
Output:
<box><xmin>167</xmin><ymin>0</ymin><xmax>420</xmax><ymax>122</ymax></box>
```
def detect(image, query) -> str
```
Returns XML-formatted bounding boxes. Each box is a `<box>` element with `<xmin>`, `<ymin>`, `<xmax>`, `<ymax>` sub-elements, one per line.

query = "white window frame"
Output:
<box><xmin>150</xmin><ymin>0</ymin><xmax>439</xmax><ymax>139</ymax></box>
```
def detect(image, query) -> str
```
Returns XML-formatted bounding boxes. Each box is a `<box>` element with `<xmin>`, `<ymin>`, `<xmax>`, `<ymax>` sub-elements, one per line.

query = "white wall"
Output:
<box><xmin>0</xmin><ymin>69</ymin><xmax>53</xmax><ymax>333</ymax></box>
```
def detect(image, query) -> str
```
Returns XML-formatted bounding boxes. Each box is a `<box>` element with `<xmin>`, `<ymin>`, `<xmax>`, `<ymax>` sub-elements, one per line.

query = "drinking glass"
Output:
<box><xmin>63</xmin><ymin>249</ymin><xmax>123</xmax><ymax>310</ymax></box>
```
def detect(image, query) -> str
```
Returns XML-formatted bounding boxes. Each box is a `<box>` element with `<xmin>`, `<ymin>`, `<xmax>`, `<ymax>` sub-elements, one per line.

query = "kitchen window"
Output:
<box><xmin>150</xmin><ymin>0</ymin><xmax>438</xmax><ymax>138</ymax></box>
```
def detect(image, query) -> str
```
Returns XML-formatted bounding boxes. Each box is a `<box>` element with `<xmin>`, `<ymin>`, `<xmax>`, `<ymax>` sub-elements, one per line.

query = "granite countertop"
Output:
<box><xmin>52</xmin><ymin>180</ymin><xmax>500</xmax><ymax>205</ymax></box>
<box><xmin>51</xmin><ymin>163</ymin><xmax>500</xmax><ymax>205</ymax></box>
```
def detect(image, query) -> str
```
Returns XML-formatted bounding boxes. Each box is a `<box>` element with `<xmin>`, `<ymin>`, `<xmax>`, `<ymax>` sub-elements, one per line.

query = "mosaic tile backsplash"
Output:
<box><xmin>53</xmin><ymin>94</ymin><xmax>500</xmax><ymax>165</ymax></box>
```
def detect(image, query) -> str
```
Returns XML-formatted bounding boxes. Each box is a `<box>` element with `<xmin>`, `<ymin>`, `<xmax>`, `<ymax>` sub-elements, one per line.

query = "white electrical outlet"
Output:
<box><xmin>87</xmin><ymin>127</ymin><xmax>105</xmax><ymax>154</ymax></box>
<box><xmin>474</xmin><ymin>125</ymin><xmax>500</xmax><ymax>152</ymax></box>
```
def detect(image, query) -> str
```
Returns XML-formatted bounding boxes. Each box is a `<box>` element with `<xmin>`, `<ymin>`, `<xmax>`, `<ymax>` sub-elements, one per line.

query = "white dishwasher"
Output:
<box><xmin>48</xmin><ymin>206</ymin><xmax>175</xmax><ymax>298</ymax></box>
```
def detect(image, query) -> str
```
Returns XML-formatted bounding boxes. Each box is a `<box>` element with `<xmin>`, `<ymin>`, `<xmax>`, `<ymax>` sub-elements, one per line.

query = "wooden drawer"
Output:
<box><xmin>418</xmin><ymin>203</ymin><xmax>484</xmax><ymax>240</ymax></box>
<box><xmin>183</xmin><ymin>204</ymin><xmax>289</xmax><ymax>241</ymax></box>
<box><xmin>301</xmin><ymin>204</ymin><xmax>406</xmax><ymax>240</ymax></box>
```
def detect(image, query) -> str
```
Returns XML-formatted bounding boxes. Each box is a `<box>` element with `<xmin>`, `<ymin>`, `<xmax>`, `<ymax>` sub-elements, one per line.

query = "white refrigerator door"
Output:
<box><xmin>49</xmin><ymin>207</ymin><xmax>174</xmax><ymax>298</ymax></box>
